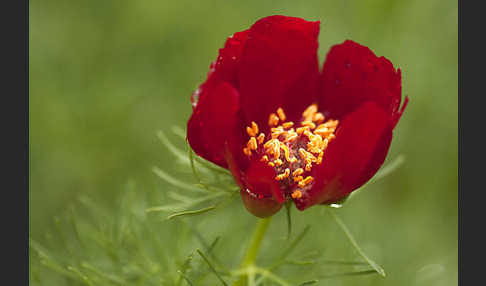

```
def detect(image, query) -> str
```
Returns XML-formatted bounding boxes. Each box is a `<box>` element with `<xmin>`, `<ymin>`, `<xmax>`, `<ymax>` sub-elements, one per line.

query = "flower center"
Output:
<box><xmin>243</xmin><ymin>104</ymin><xmax>339</xmax><ymax>199</ymax></box>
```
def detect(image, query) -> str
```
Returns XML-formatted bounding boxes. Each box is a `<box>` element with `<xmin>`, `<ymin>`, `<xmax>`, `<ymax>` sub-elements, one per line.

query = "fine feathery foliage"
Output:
<box><xmin>30</xmin><ymin>126</ymin><xmax>404</xmax><ymax>285</ymax></box>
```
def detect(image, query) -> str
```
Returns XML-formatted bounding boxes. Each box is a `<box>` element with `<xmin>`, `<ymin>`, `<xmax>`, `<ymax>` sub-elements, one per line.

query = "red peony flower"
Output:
<box><xmin>187</xmin><ymin>15</ymin><xmax>408</xmax><ymax>217</ymax></box>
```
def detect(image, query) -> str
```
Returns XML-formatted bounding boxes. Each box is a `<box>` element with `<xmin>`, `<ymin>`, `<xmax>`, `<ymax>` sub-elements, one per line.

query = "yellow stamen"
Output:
<box><xmin>247</xmin><ymin>137</ymin><xmax>258</xmax><ymax>150</ymax></box>
<box><xmin>268</xmin><ymin>113</ymin><xmax>279</xmax><ymax>127</ymax></box>
<box><xmin>305</xmin><ymin>161</ymin><xmax>313</xmax><ymax>171</ymax></box>
<box><xmin>257</xmin><ymin>133</ymin><xmax>265</xmax><ymax>144</ymax></box>
<box><xmin>298</xmin><ymin>176</ymin><xmax>314</xmax><ymax>187</ymax></box>
<box><xmin>275</xmin><ymin>168</ymin><xmax>290</xmax><ymax>181</ymax></box>
<box><xmin>292</xmin><ymin>168</ymin><xmax>304</xmax><ymax>177</ymax></box>
<box><xmin>282</xmin><ymin>121</ymin><xmax>294</xmax><ymax>129</ymax></box>
<box><xmin>280</xmin><ymin>142</ymin><xmax>292</xmax><ymax>163</ymax></box>
<box><xmin>294</xmin><ymin>176</ymin><xmax>303</xmax><ymax>183</ymax></box>
<box><xmin>251</xmin><ymin>121</ymin><xmax>259</xmax><ymax>134</ymax></box>
<box><xmin>296</xmin><ymin>126</ymin><xmax>309</xmax><ymax>135</ymax></box>
<box><xmin>291</xmin><ymin>190</ymin><xmax>302</xmax><ymax>199</ymax></box>
<box><xmin>271</xmin><ymin>126</ymin><xmax>284</xmax><ymax>139</ymax></box>
<box><xmin>313</xmin><ymin>112</ymin><xmax>325</xmax><ymax>124</ymax></box>
<box><xmin>254</xmin><ymin>106</ymin><xmax>338</xmax><ymax>185</ymax></box>
<box><xmin>302</xmin><ymin>104</ymin><xmax>318</xmax><ymax>121</ymax></box>
<box><xmin>246</xmin><ymin>121</ymin><xmax>259</xmax><ymax>137</ymax></box>
<box><xmin>317</xmin><ymin>151</ymin><xmax>324</xmax><ymax>164</ymax></box>
<box><xmin>277</xmin><ymin>107</ymin><xmax>286</xmax><ymax>121</ymax></box>
<box><xmin>243</xmin><ymin>147</ymin><xmax>252</xmax><ymax>157</ymax></box>
<box><xmin>246</xmin><ymin>126</ymin><xmax>256</xmax><ymax>137</ymax></box>
<box><xmin>284</xmin><ymin>132</ymin><xmax>298</xmax><ymax>143</ymax></box>
<box><xmin>302</xmin><ymin>121</ymin><xmax>316</xmax><ymax>129</ymax></box>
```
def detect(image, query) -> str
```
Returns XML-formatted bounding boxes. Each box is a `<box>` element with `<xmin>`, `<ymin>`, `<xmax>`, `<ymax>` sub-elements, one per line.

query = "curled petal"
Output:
<box><xmin>294</xmin><ymin>102</ymin><xmax>393</xmax><ymax>210</ymax></box>
<box><xmin>320</xmin><ymin>40</ymin><xmax>403</xmax><ymax>120</ymax></box>
<box><xmin>187</xmin><ymin>82</ymin><xmax>240</xmax><ymax>168</ymax></box>
<box><xmin>239</xmin><ymin>15</ymin><xmax>320</xmax><ymax>130</ymax></box>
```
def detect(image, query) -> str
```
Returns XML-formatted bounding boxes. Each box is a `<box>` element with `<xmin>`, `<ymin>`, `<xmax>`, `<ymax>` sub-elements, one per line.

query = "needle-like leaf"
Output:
<box><xmin>328</xmin><ymin>209</ymin><xmax>386</xmax><ymax>277</ymax></box>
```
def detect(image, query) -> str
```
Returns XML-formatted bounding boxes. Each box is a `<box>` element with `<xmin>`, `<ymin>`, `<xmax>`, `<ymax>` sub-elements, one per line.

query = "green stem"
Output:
<box><xmin>232</xmin><ymin>217</ymin><xmax>272</xmax><ymax>286</ymax></box>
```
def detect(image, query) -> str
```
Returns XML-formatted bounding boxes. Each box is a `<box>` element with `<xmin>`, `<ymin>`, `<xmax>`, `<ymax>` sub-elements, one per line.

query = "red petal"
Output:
<box><xmin>319</xmin><ymin>40</ymin><xmax>403</xmax><ymax>120</ymax></box>
<box><xmin>294</xmin><ymin>102</ymin><xmax>393</xmax><ymax>210</ymax></box>
<box><xmin>225</xmin><ymin>143</ymin><xmax>285</xmax><ymax>217</ymax></box>
<box><xmin>191</xmin><ymin>30</ymin><xmax>249</xmax><ymax>109</ymax></box>
<box><xmin>238</xmin><ymin>15</ymin><xmax>320</xmax><ymax>130</ymax></box>
<box><xmin>187</xmin><ymin>82</ymin><xmax>240</xmax><ymax>168</ymax></box>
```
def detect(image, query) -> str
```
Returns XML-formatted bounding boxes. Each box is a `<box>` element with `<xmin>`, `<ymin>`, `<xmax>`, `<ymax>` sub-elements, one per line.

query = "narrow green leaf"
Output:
<box><xmin>298</xmin><ymin>280</ymin><xmax>318</xmax><ymax>286</ymax></box>
<box><xmin>177</xmin><ymin>270</ymin><xmax>195</xmax><ymax>286</ymax></box>
<box><xmin>177</xmin><ymin>253</ymin><xmax>195</xmax><ymax>286</ymax></box>
<box><xmin>152</xmin><ymin>166</ymin><xmax>205</xmax><ymax>193</ymax></box>
<box><xmin>167</xmin><ymin>205</ymin><xmax>217</xmax><ymax>220</ymax></box>
<box><xmin>319</xmin><ymin>269</ymin><xmax>377</xmax><ymax>279</ymax></box>
<box><xmin>81</xmin><ymin>262</ymin><xmax>127</xmax><ymax>285</ymax></box>
<box><xmin>269</xmin><ymin>225</ymin><xmax>311</xmax><ymax>269</ymax></box>
<box><xmin>196</xmin><ymin>249</ymin><xmax>228</xmax><ymax>286</ymax></box>
<box><xmin>157</xmin><ymin>130</ymin><xmax>190</xmax><ymax>165</ymax></box>
<box><xmin>328</xmin><ymin>209</ymin><xmax>386</xmax><ymax>277</ymax></box>
<box><xmin>373</xmin><ymin>154</ymin><xmax>405</xmax><ymax>182</ymax></box>
<box><xmin>67</xmin><ymin>266</ymin><xmax>95</xmax><ymax>286</ymax></box>
<box><xmin>193</xmin><ymin>154</ymin><xmax>231</xmax><ymax>176</ymax></box>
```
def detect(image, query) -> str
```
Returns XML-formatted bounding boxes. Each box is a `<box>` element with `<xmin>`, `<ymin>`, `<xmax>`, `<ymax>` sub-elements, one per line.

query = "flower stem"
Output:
<box><xmin>232</xmin><ymin>217</ymin><xmax>272</xmax><ymax>286</ymax></box>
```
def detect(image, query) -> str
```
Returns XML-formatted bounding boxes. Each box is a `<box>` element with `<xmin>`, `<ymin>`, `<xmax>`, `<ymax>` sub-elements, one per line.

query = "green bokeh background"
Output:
<box><xmin>30</xmin><ymin>0</ymin><xmax>457</xmax><ymax>285</ymax></box>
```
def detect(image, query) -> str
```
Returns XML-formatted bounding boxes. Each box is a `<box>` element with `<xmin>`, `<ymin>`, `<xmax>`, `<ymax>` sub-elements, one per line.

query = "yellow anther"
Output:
<box><xmin>275</xmin><ymin>168</ymin><xmax>290</xmax><ymax>181</ymax></box>
<box><xmin>298</xmin><ymin>176</ymin><xmax>314</xmax><ymax>187</ymax></box>
<box><xmin>302</xmin><ymin>121</ymin><xmax>316</xmax><ymax>129</ymax></box>
<box><xmin>268</xmin><ymin>113</ymin><xmax>279</xmax><ymax>127</ymax></box>
<box><xmin>271</xmin><ymin>126</ymin><xmax>284</xmax><ymax>139</ymax></box>
<box><xmin>299</xmin><ymin>148</ymin><xmax>317</xmax><ymax>162</ymax></box>
<box><xmin>305</xmin><ymin>161</ymin><xmax>312</xmax><ymax>171</ymax></box>
<box><xmin>296</xmin><ymin>126</ymin><xmax>310</xmax><ymax>135</ymax></box>
<box><xmin>293</xmin><ymin>168</ymin><xmax>304</xmax><ymax>177</ymax></box>
<box><xmin>277</xmin><ymin>107</ymin><xmax>286</xmax><ymax>121</ymax></box>
<box><xmin>312</xmin><ymin>112</ymin><xmax>325</xmax><ymax>124</ymax></box>
<box><xmin>284</xmin><ymin>132</ymin><xmax>298</xmax><ymax>143</ymax></box>
<box><xmin>293</xmin><ymin>176</ymin><xmax>303</xmax><ymax>182</ymax></box>
<box><xmin>264</xmin><ymin>138</ymin><xmax>278</xmax><ymax>148</ymax></box>
<box><xmin>247</xmin><ymin>137</ymin><xmax>258</xmax><ymax>150</ymax></box>
<box><xmin>317</xmin><ymin>151</ymin><xmax>324</xmax><ymax>164</ymax></box>
<box><xmin>252</xmin><ymin>121</ymin><xmax>259</xmax><ymax>134</ymax></box>
<box><xmin>243</xmin><ymin>147</ymin><xmax>252</xmax><ymax>157</ymax></box>
<box><xmin>323</xmin><ymin>119</ymin><xmax>339</xmax><ymax>129</ymax></box>
<box><xmin>298</xmin><ymin>148</ymin><xmax>307</xmax><ymax>160</ymax></box>
<box><xmin>246</xmin><ymin>121</ymin><xmax>259</xmax><ymax>137</ymax></box>
<box><xmin>291</xmin><ymin>190</ymin><xmax>303</xmax><ymax>199</ymax></box>
<box><xmin>275</xmin><ymin>159</ymin><xmax>283</xmax><ymax>166</ymax></box>
<box><xmin>261</xmin><ymin>155</ymin><xmax>269</xmax><ymax>163</ymax></box>
<box><xmin>302</xmin><ymin>104</ymin><xmax>318</xmax><ymax>121</ymax></box>
<box><xmin>271</xmin><ymin>126</ymin><xmax>284</xmax><ymax>133</ymax></box>
<box><xmin>257</xmin><ymin>133</ymin><xmax>265</xmax><ymax>144</ymax></box>
<box><xmin>314</xmin><ymin>127</ymin><xmax>331</xmax><ymax>137</ymax></box>
<box><xmin>280</xmin><ymin>142</ymin><xmax>292</xmax><ymax>163</ymax></box>
<box><xmin>282</xmin><ymin>121</ymin><xmax>294</xmax><ymax>129</ymax></box>
<box><xmin>246</xmin><ymin>126</ymin><xmax>256</xmax><ymax>137</ymax></box>
<box><xmin>268</xmin><ymin>162</ymin><xmax>275</xmax><ymax>167</ymax></box>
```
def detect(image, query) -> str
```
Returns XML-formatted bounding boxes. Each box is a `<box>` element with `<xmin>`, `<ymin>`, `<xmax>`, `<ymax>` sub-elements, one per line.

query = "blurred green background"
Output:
<box><xmin>30</xmin><ymin>0</ymin><xmax>457</xmax><ymax>285</ymax></box>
